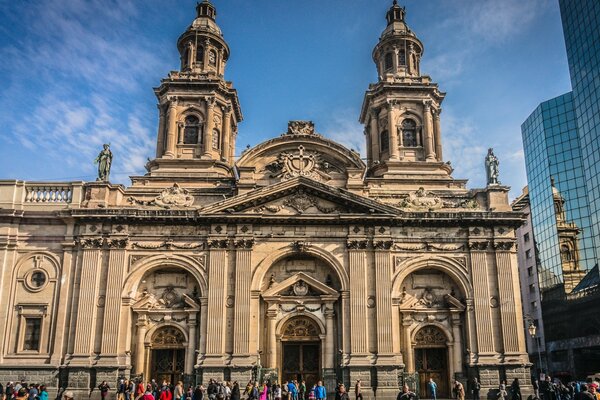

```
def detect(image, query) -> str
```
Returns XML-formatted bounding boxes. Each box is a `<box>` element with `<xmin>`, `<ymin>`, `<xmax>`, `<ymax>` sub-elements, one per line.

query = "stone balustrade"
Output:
<box><xmin>25</xmin><ymin>184</ymin><xmax>73</xmax><ymax>203</ymax></box>
<box><xmin>0</xmin><ymin>180</ymin><xmax>85</xmax><ymax>209</ymax></box>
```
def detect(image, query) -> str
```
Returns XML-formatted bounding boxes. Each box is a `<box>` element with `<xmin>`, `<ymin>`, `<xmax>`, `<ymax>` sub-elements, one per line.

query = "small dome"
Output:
<box><xmin>190</xmin><ymin>17</ymin><xmax>222</xmax><ymax>36</ymax></box>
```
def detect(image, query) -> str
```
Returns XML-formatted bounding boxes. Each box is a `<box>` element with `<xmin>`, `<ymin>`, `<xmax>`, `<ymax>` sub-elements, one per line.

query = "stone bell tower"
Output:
<box><xmin>360</xmin><ymin>1</ymin><xmax>454</xmax><ymax>186</ymax></box>
<box><xmin>145</xmin><ymin>0</ymin><xmax>243</xmax><ymax>181</ymax></box>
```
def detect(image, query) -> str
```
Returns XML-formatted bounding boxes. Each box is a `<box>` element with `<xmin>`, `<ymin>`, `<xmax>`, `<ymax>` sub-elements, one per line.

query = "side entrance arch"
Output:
<box><xmin>280</xmin><ymin>316</ymin><xmax>322</xmax><ymax>391</ymax></box>
<box><xmin>414</xmin><ymin>326</ymin><xmax>450</xmax><ymax>399</ymax></box>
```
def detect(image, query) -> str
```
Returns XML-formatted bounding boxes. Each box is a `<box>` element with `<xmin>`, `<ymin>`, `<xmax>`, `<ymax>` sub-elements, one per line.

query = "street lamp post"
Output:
<box><xmin>528</xmin><ymin>322</ymin><xmax>543</xmax><ymax>377</ymax></box>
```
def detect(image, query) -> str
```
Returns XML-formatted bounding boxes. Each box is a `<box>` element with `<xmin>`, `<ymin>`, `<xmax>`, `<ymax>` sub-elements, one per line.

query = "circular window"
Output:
<box><xmin>24</xmin><ymin>270</ymin><xmax>48</xmax><ymax>292</ymax></box>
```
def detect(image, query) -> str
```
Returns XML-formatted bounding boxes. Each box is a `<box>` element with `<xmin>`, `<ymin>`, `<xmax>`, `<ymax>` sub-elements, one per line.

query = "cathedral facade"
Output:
<box><xmin>0</xmin><ymin>2</ymin><xmax>531</xmax><ymax>399</ymax></box>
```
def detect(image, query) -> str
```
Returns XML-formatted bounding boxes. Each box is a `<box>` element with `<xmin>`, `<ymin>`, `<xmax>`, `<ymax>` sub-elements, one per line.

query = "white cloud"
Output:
<box><xmin>322</xmin><ymin>110</ymin><xmax>367</xmax><ymax>159</ymax></box>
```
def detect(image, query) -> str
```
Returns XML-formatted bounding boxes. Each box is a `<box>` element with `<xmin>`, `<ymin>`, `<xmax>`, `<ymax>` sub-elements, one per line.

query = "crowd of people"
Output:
<box><xmin>0</xmin><ymin>381</ymin><xmax>53</xmax><ymax>400</ymax></box>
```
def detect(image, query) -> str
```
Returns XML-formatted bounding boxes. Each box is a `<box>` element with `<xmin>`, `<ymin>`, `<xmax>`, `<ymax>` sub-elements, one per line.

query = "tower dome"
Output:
<box><xmin>176</xmin><ymin>0</ymin><xmax>230</xmax><ymax>76</ymax></box>
<box><xmin>373</xmin><ymin>1</ymin><xmax>424</xmax><ymax>80</ymax></box>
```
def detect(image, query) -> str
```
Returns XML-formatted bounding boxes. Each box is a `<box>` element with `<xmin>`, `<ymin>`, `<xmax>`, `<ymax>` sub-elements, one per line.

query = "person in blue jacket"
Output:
<box><xmin>315</xmin><ymin>381</ymin><xmax>326</xmax><ymax>400</ymax></box>
<box><xmin>288</xmin><ymin>381</ymin><xmax>298</xmax><ymax>400</ymax></box>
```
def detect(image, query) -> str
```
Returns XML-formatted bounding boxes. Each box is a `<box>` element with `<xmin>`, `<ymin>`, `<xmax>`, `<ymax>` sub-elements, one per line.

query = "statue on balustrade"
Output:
<box><xmin>95</xmin><ymin>143</ymin><xmax>113</xmax><ymax>182</ymax></box>
<box><xmin>485</xmin><ymin>148</ymin><xmax>500</xmax><ymax>186</ymax></box>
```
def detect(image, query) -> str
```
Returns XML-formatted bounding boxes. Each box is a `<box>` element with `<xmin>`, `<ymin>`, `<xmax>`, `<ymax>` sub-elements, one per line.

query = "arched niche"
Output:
<box><xmin>260</xmin><ymin>254</ymin><xmax>342</xmax><ymax>292</ymax></box>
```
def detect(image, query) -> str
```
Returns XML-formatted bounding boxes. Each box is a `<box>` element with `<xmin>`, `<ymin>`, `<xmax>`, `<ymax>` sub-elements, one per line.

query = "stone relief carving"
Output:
<box><xmin>399</xmin><ymin>188</ymin><xmax>443</xmax><ymax>210</ymax></box>
<box><xmin>468</xmin><ymin>241</ymin><xmax>490</xmax><ymax>251</ymax></box>
<box><xmin>287</xmin><ymin>120</ymin><xmax>316</xmax><ymax>135</ymax></box>
<box><xmin>346</xmin><ymin>240</ymin><xmax>369</xmax><ymax>250</ymax></box>
<box><xmin>264</xmin><ymin>145</ymin><xmax>341</xmax><ymax>182</ymax></box>
<box><xmin>282</xmin><ymin>317</ymin><xmax>320</xmax><ymax>338</ymax></box>
<box><xmin>493</xmin><ymin>241</ymin><xmax>516</xmax><ymax>251</ymax></box>
<box><xmin>128</xmin><ymin>183</ymin><xmax>195</xmax><ymax>208</ymax></box>
<box><xmin>291</xmin><ymin>241</ymin><xmax>311</xmax><ymax>253</ymax></box>
<box><xmin>131</xmin><ymin>240</ymin><xmax>205</xmax><ymax>250</ymax></box>
<box><xmin>414</xmin><ymin>326</ymin><xmax>447</xmax><ymax>345</ymax></box>
<box><xmin>253</xmin><ymin>190</ymin><xmax>341</xmax><ymax>215</ymax></box>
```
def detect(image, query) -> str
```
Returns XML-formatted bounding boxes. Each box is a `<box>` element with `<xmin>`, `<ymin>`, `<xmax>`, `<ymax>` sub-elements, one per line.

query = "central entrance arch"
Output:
<box><xmin>150</xmin><ymin>326</ymin><xmax>186</xmax><ymax>385</ymax></box>
<box><xmin>414</xmin><ymin>326</ymin><xmax>450</xmax><ymax>399</ymax></box>
<box><xmin>280</xmin><ymin>317</ymin><xmax>322</xmax><ymax>390</ymax></box>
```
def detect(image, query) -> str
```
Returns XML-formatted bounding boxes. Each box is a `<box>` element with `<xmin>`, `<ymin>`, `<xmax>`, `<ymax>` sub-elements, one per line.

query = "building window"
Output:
<box><xmin>24</xmin><ymin>318</ymin><xmax>41</xmax><ymax>351</ymax></box>
<box><xmin>182</xmin><ymin>47</ymin><xmax>190</xmax><ymax>69</ymax></box>
<box><xmin>384</xmin><ymin>53</ymin><xmax>394</xmax><ymax>71</ymax></box>
<box><xmin>398</xmin><ymin>49</ymin><xmax>406</xmax><ymax>66</ymax></box>
<box><xmin>524</xmin><ymin>233</ymin><xmax>530</xmax><ymax>242</ymax></box>
<box><xmin>531</xmin><ymin>301</ymin><xmax>538</xmax><ymax>309</ymax></box>
<box><xmin>560</xmin><ymin>244</ymin><xmax>572</xmax><ymax>261</ymax></box>
<box><xmin>380</xmin><ymin>130</ymin><xmax>389</xmax><ymax>152</ymax></box>
<box><xmin>529</xmin><ymin>283</ymin><xmax>536</xmax><ymax>293</ymax></box>
<box><xmin>196</xmin><ymin>46</ymin><xmax>204</xmax><ymax>63</ymax></box>
<box><xmin>30</xmin><ymin>271</ymin><xmax>46</xmax><ymax>288</ymax></box>
<box><xmin>183</xmin><ymin>115</ymin><xmax>201</xmax><ymax>144</ymax></box>
<box><xmin>401</xmin><ymin>119</ymin><xmax>418</xmax><ymax>147</ymax></box>
<box><xmin>528</xmin><ymin>266</ymin><xmax>534</xmax><ymax>277</ymax></box>
<box><xmin>526</xmin><ymin>249</ymin><xmax>532</xmax><ymax>259</ymax></box>
<box><xmin>212</xmin><ymin>129</ymin><xmax>220</xmax><ymax>150</ymax></box>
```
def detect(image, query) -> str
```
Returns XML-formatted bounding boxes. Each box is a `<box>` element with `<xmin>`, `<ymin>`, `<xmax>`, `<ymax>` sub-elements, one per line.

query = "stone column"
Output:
<box><xmin>199</xmin><ymin>297</ymin><xmax>208</xmax><ymax>356</ymax></box>
<box><xmin>229</xmin><ymin>128</ymin><xmax>237</xmax><ymax>162</ymax></box>
<box><xmin>369</xmin><ymin>110</ymin><xmax>380</xmax><ymax>162</ymax></box>
<box><xmin>266</xmin><ymin>309</ymin><xmax>278</xmax><ymax>368</ymax></box>
<box><xmin>365</xmin><ymin>129</ymin><xmax>373</xmax><ymax>167</ymax></box>
<box><xmin>325</xmin><ymin>308</ymin><xmax>335</xmax><ymax>369</ymax></box>
<box><xmin>203</xmin><ymin>40</ymin><xmax>210</xmax><ymax>72</ymax></box>
<box><xmin>155</xmin><ymin>105</ymin><xmax>166</xmax><ymax>158</ymax></box>
<box><xmin>347</xmin><ymin>240</ymin><xmax>369</xmax><ymax>356</ymax></box>
<box><xmin>388</xmin><ymin>102</ymin><xmax>400</xmax><ymax>160</ymax></box>
<box><xmin>100</xmin><ymin>241</ymin><xmax>128</xmax><ymax>357</ymax></box>
<box><xmin>203</xmin><ymin>98</ymin><xmax>215</xmax><ymax>158</ymax></box>
<box><xmin>374</xmin><ymin>239</ymin><xmax>394</xmax><ymax>357</ymax></box>
<box><xmin>391</xmin><ymin>302</ymin><xmax>401</xmax><ymax>354</ymax></box>
<box><xmin>451</xmin><ymin>313</ymin><xmax>464</xmax><ymax>376</ymax></box>
<box><xmin>494</xmin><ymin>241</ymin><xmax>526</xmax><ymax>355</ymax></box>
<box><xmin>205</xmin><ymin>238</ymin><xmax>229</xmax><ymax>361</ymax></box>
<box><xmin>221</xmin><ymin>106</ymin><xmax>232</xmax><ymax>163</ymax></box>
<box><xmin>233</xmin><ymin>238</ymin><xmax>253</xmax><ymax>358</ymax></box>
<box><xmin>423</xmin><ymin>102</ymin><xmax>436</xmax><ymax>161</ymax></box>
<box><xmin>433</xmin><ymin>109</ymin><xmax>443</xmax><ymax>161</ymax></box>
<box><xmin>165</xmin><ymin>100</ymin><xmax>178</xmax><ymax>158</ymax></box>
<box><xmin>135</xmin><ymin>315</ymin><xmax>147</xmax><ymax>375</ymax></box>
<box><xmin>73</xmin><ymin>241</ymin><xmax>102</xmax><ymax>357</ymax></box>
<box><xmin>468</xmin><ymin>241</ymin><xmax>495</xmax><ymax>355</ymax></box>
<box><xmin>186</xmin><ymin>314</ymin><xmax>198</xmax><ymax>374</ymax></box>
<box><xmin>402</xmin><ymin>315</ymin><xmax>414</xmax><ymax>372</ymax></box>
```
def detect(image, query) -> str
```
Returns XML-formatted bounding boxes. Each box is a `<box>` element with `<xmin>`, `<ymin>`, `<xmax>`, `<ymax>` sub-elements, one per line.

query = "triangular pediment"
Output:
<box><xmin>201</xmin><ymin>176</ymin><xmax>399</xmax><ymax>215</ymax></box>
<box><xmin>263</xmin><ymin>272</ymin><xmax>339</xmax><ymax>298</ymax></box>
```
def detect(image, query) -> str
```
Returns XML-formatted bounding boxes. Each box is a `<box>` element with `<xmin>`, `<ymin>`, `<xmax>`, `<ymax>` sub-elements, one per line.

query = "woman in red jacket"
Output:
<box><xmin>160</xmin><ymin>386</ymin><xmax>173</xmax><ymax>400</ymax></box>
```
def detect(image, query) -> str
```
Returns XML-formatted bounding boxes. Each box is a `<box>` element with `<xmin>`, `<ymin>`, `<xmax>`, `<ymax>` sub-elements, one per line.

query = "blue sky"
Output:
<box><xmin>0</xmin><ymin>0</ymin><xmax>571</xmax><ymax>198</ymax></box>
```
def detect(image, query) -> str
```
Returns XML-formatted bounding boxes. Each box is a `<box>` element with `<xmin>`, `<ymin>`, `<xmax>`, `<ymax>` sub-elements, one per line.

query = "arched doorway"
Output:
<box><xmin>150</xmin><ymin>326</ymin><xmax>186</xmax><ymax>385</ymax></box>
<box><xmin>414</xmin><ymin>326</ymin><xmax>449</xmax><ymax>399</ymax></box>
<box><xmin>280</xmin><ymin>316</ymin><xmax>322</xmax><ymax>390</ymax></box>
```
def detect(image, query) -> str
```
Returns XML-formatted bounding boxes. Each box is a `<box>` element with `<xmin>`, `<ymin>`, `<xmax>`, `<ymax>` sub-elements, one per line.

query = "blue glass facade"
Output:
<box><xmin>521</xmin><ymin>93</ymin><xmax>597</xmax><ymax>294</ymax></box>
<box><xmin>559</xmin><ymin>0</ymin><xmax>600</xmax><ymax>269</ymax></box>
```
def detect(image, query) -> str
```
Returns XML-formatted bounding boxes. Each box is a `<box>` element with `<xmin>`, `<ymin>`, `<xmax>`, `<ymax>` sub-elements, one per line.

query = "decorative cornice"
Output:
<box><xmin>373</xmin><ymin>240</ymin><xmax>393</xmax><ymax>250</ymax></box>
<box><xmin>107</xmin><ymin>238</ymin><xmax>129</xmax><ymax>249</ymax></box>
<box><xmin>233</xmin><ymin>238</ymin><xmax>254</xmax><ymax>249</ymax></box>
<box><xmin>77</xmin><ymin>237</ymin><xmax>104</xmax><ymax>249</ymax></box>
<box><xmin>468</xmin><ymin>241</ymin><xmax>490</xmax><ymax>251</ymax></box>
<box><xmin>207</xmin><ymin>239</ymin><xmax>229</xmax><ymax>249</ymax></box>
<box><xmin>493</xmin><ymin>241</ymin><xmax>516</xmax><ymax>251</ymax></box>
<box><xmin>131</xmin><ymin>240</ymin><xmax>205</xmax><ymax>250</ymax></box>
<box><xmin>346</xmin><ymin>239</ymin><xmax>369</xmax><ymax>250</ymax></box>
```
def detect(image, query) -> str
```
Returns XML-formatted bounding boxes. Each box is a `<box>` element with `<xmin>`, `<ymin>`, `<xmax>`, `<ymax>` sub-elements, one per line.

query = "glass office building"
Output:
<box><xmin>559</xmin><ymin>0</ymin><xmax>600</xmax><ymax>267</ymax></box>
<box><xmin>521</xmin><ymin>92</ymin><xmax>597</xmax><ymax>297</ymax></box>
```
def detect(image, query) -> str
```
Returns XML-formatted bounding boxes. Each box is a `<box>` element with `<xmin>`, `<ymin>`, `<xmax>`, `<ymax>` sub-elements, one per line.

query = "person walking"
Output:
<box><xmin>231</xmin><ymin>382</ymin><xmax>240</xmax><ymax>400</ymax></box>
<box><xmin>427</xmin><ymin>378</ymin><xmax>437</xmax><ymax>400</ymax></box>
<box><xmin>472</xmin><ymin>378</ymin><xmax>481</xmax><ymax>400</ymax></box>
<box><xmin>498</xmin><ymin>381</ymin><xmax>508</xmax><ymax>400</ymax></box>
<box><xmin>453</xmin><ymin>381</ymin><xmax>465</xmax><ymax>400</ymax></box>
<box><xmin>397</xmin><ymin>385</ymin><xmax>417</xmax><ymax>400</ymax></box>
<box><xmin>39</xmin><ymin>385</ymin><xmax>49</xmax><ymax>400</ymax></box>
<box><xmin>260</xmin><ymin>383</ymin><xmax>269</xmax><ymax>400</ymax></box>
<box><xmin>355</xmin><ymin>380</ymin><xmax>363</xmax><ymax>400</ymax></box>
<box><xmin>99</xmin><ymin>381</ymin><xmax>111</xmax><ymax>400</ymax></box>
<box><xmin>511</xmin><ymin>379</ymin><xmax>522</xmax><ymax>400</ymax></box>
<box><xmin>315</xmin><ymin>382</ymin><xmax>326</xmax><ymax>400</ymax></box>
<box><xmin>338</xmin><ymin>386</ymin><xmax>349</xmax><ymax>400</ymax></box>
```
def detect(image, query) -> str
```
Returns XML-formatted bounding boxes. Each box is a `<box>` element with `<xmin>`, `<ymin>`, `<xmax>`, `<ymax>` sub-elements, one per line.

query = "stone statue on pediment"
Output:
<box><xmin>94</xmin><ymin>144</ymin><xmax>112</xmax><ymax>182</ymax></box>
<box><xmin>485</xmin><ymin>148</ymin><xmax>500</xmax><ymax>186</ymax></box>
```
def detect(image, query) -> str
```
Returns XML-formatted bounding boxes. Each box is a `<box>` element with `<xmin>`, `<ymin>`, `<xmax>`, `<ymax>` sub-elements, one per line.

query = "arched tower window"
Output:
<box><xmin>398</xmin><ymin>49</ymin><xmax>406</xmax><ymax>66</ymax></box>
<box><xmin>183</xmin><ymin>115</ymin><xmax>201</xmax><ymax>144</ymax></box>
<box><xmin>560</xmin><ymin>245</ymin><xmax>572</xmax><ymax>262</ymax></box>
<box><xmin>212</xmin><ymin>129</ymin><xmax>220</xmax><ymax>150</ymax></box>
<box><xmin>380</xmin><ymin>130</ymin><xmax>389</xmax><ymax>152</ymax></box>
<box><xmin>384</xmin><ymin>53</ymin><xmax>394</xmax><ymax>71</ymax></box>
<box><xmin>182</xmin><ymin>47</ymin><xmax>190</xmax><ymax>69</ymax></box>
<box><xmin>196</xmin><ymin>46</ymin><xmax>204</xmax><ymax>63</ymax></box>
<box><xmin>401</xmin><ymin>119</ymin><xmax>418</xmax><ymax>147</ymax></box>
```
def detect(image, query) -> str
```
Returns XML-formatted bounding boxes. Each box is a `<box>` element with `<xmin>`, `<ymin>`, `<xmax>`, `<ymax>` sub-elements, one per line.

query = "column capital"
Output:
<box><xmin>423</xmin><ymin>100</ymin><xmax>432</xmax><ymax>111</ymax></box>
<box><xmin>266</xmin><ymin>309</ymin><xmax>278</xmax><ymax>319</ymax></box>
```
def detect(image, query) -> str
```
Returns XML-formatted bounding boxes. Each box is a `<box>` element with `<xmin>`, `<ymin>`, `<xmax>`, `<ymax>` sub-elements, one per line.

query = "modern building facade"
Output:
<box><xmin>559</xmin><ymin>0</ymin><xmax>600</xmax><ymax>260</ymax></box>
<box><xmin>0</xmin><ymin>2</ymin><xmax>532</xmax><ymax>399</ymax></box>
<box><xmin>518</xmin><ymin>0</ymin><xmax>600</xmax><ymax>379</ymax></box>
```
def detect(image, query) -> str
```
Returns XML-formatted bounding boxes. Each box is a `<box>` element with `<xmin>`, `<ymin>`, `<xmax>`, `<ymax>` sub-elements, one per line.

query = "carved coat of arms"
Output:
<box><xmin>265</xmin><ymin>145</ymin><xmax>339</xmax><ymax>182</ymax></box>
